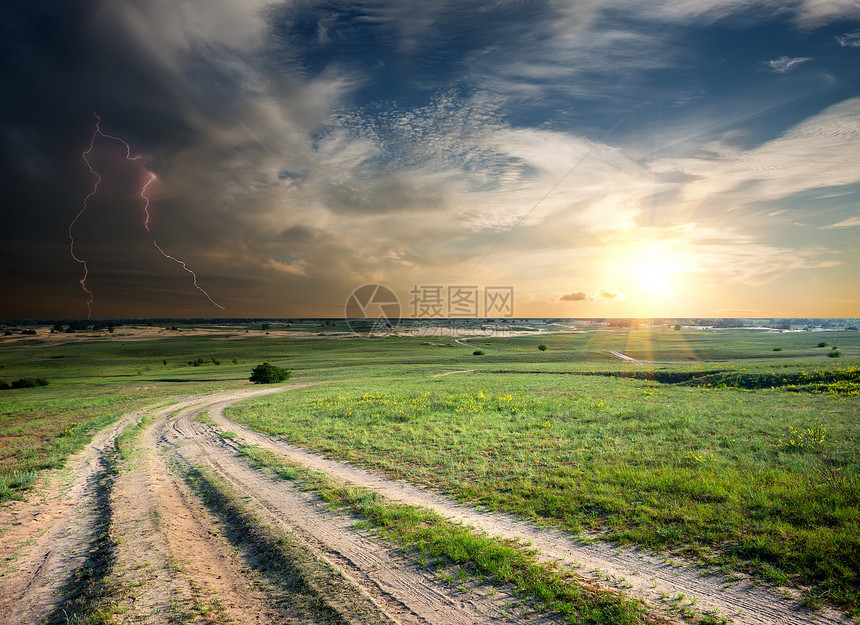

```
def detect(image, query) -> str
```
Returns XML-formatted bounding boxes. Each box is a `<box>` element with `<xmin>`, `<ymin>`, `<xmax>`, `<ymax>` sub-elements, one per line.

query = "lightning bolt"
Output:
<box><xmin>142</xmin><ymin>171</ymin><xmax>156</xmax><ymax>233</ymax></box>
<box><xmin>71</xmin><ymin>113</ymin><xmax>224</xmax><ymax>316</ymax></box>
<box><xmin>151</xmin><ymin>241</ymin><xmax>224</xmax><ymax>309</ymax></box>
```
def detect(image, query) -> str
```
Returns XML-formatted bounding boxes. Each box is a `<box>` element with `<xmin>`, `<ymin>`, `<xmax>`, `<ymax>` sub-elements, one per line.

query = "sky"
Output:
<box><xmin>1</xmin><ymin>1</ymin><xmax>859</xmax><ymax>319</ymax></box>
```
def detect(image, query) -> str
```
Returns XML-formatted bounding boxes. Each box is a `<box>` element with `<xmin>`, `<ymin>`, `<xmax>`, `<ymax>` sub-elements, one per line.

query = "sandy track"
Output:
<box><xmin>211</xmin><ymin>397</ymin><xmax>855</xmax><ymax>625</ymax></box>
<box><xmin>109</xmin><ymin>393</ymin><xmax>295</xmax><ymax>624</ymax></box>
<box><xmin>0</xmin><ymin>410</ymin><xmax>141</xmax><ymax>624</ymax></box>
<box><xmin>609</xmin><ymin>350</ymin><xmax>642</xmax><ymax>364</ymax></box>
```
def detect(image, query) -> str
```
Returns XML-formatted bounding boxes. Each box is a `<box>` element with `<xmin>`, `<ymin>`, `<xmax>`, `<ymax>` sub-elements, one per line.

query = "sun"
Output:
<box><xmin>633</xmin><ymin>257</ymin><xmax>675</xmax><ymax>296</ymax></box>
<box><xmin>625</xmin><ymin>245</ymin><xmax>682</xmax><ymax>297</ymax></box>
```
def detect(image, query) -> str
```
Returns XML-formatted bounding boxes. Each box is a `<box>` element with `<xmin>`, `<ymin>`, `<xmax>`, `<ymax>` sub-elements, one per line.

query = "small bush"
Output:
<box><xmin>473</xmin><ymin>350</ymin><xmax>485</xmax><ymax>356</ymax></box>
<box><xmin>773</xmin><ymin>347</ymin><xmax>782</xmax><ymax>351</ymax></box>
<box><xmin>1</xmin><ymin>378</ymin><xmax>49</xmax><ymax>390</ymax></box>
<box><xmin>538</xmin><ymin>344</ymin><xmax>548</xmax><ymax>351</ymax></box>
<box><xmin>817</xmin><ymin>341</ymin><xmax>828</xmax><ymax>348</ymax></box>
<box><xmin>249</xmin><ymin>362</ymin><xmax>291</xmax><ymax>384</ymax></box>
<box><xmin>827</xmin><ymin>350</ymin><xmax>841</xmax><ymax>358</ymax></box>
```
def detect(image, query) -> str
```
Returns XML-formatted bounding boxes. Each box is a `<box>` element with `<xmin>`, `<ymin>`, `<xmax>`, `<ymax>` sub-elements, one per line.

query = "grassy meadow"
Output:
<box><xmin>1</xmin><ymin>323</ymin><xmax>858</xmax><ymax>614</ymax></box>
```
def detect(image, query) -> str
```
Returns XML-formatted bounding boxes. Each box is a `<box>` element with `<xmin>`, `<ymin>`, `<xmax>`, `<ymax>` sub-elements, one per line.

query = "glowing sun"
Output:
<box><xmin>629</xmin><ymin>248</ymin><xmax>679</xmax><ymax>297</ymax></box>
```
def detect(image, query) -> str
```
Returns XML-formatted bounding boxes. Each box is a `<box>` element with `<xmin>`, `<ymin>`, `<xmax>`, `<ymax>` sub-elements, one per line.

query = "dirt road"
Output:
<box><xmin>0</xmin><ymin>387</ymin><xmax>554</xmax><ymax>624</ymax></box>
<box><xmin>0</xmin><ymin>385</ymin><xmax>853</xmax><ymax>624</ymax></box>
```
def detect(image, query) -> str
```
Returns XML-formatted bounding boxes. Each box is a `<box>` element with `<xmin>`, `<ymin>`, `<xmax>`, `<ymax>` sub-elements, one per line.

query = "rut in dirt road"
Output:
<box><xmin>209</xmin><ymin>391</ymin><xmax>855</xmax><ymax>625</ymax></box>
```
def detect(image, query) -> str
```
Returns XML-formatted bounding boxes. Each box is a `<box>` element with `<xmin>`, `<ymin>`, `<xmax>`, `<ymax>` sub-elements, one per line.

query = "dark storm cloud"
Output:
<box><xmin>0</xmin><ymin>0</ymin><xmax>364</xmax><ymax>316</ymax></box>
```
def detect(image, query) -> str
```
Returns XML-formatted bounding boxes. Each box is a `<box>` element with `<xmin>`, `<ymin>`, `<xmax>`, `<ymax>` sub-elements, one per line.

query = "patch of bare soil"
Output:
<box><xmin>211</xmin><ymin>401</ymin><xmax>855</xmax><ymax>625</ymax></box>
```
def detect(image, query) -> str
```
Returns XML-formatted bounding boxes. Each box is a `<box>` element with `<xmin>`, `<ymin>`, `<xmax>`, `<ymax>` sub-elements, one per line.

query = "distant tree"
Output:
<box><xmin>538</xmin><ymin>344</ymin><xmax>548</xmax><ymax>351</ymax></box>
<box><xmin>261</xmin><ymin>323</ymin><xmax>271</xmax><ymax>331</ymax></box>
<box><xmin>827</xmin><ymin>349</ymin><xmax>841</xmax><ymax>358</ymax></box>
<box><xmin>817</xmin><ymin>341</ymin><xmax>828</xmax><ymax>348</ymax></box>
<box><xmin>473</xmin><ymin>350</ymin><xmax>485</xmax><ymax>356</ymax></box>
<box><xmin>673</xmin><ymin>324</ymin><xmax>682</xmax><ymax>331</ymax></box>
<box><xmin>249</xmin><ymin>362</ymin><xmax>291</xmax><ymax>384</ymax></box>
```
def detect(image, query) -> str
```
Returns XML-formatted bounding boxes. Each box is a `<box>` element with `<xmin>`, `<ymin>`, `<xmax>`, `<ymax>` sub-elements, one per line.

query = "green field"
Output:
<box><xmin>1</xmin><ymin>324</ymin><xmax>858</xmax><ymax>615</ymax></box>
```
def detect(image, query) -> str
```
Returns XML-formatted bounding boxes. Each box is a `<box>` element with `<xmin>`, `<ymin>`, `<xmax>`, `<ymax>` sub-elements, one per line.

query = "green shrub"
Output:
<box><xmin>827</xmin><ymin>350</ymin><xmax>841</xmax><ymax>358</ymax></box>
<box><xmin>538</xmin><ymin>344</ymin><xmax>548</xmax><ymax>351</ymax></box>
<box><xmin>1</xmin><ymin>378</ymin><xmax>49</xmax><ymax>390</ymax></box>
<box><xmin>773</xmin><ymin>347</ymin><xmax>782</xmax><ymax>351</ymax></box>
<box><xmin>473</xmin><ymin>350</ymin><xmax>485</xmax><ymax>356</ymax></box>
<box><xmin>817</xmin><ymin>341</ymin><xmax>828</xmax><ymax>348</ymax></box>
<box><xmin>249</xmin><ymin>362</ymin><xmax>291</xmax><ymax>384</ymax></box>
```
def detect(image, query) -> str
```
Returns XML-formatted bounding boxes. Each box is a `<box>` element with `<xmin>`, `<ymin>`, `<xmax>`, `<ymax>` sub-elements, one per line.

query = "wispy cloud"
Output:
<box><xmin>821</xmin><ymin>217</ymin><xmax>860</xmax><ymax>229</ymax></box>
<box><xmin>765</xmin><ymin>55</ymin><xmax>812</xmax><ymax>73</ymax></box>
<box><xmin>651</xmin><ymin>97</ymin><xmax>860</xmax><ymax>209</ymax></box>
<box><xmin>836</xmin><ymin>30</ymin><xmax>860</xmax><ymax>47</ymax></box>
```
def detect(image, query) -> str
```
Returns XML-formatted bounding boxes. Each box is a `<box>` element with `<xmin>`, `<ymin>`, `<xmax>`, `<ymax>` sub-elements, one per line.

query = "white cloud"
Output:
<box><xmin>836</xmin><ymin>30</ymin><xmax>860</xmax><ymax>46</ymax></box>
<box><xmin>796</xmin><ymin>0</ymin><xmax>860</xmax><ymax>26</ymax></box>
<box><xmin>821</xmin><ymin>217</ymin><xmax>860</xmax><ymax>229</ymax></box>
<box><xmin>651</xmin><ymin>97</ymin><xmax>860</xmax><ymax>209</ymax></box>
<box><xmin>765</xmin><ymin>55</ymin><xmax>812</xmax><ymax>73</ymax></box>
